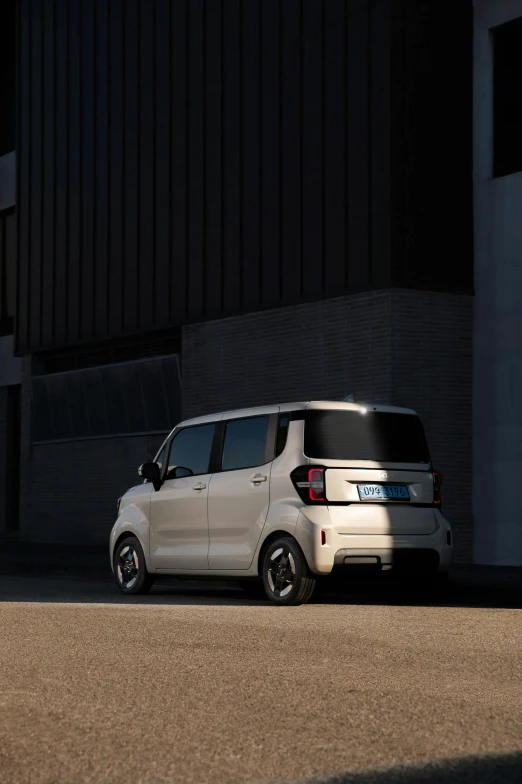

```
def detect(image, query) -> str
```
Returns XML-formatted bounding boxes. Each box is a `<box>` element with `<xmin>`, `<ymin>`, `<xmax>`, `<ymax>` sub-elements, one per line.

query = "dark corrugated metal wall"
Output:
<box><xmin>16</xmin><ymin>0</ymin><xmax>388</xmax><ymax>353</ymax></box>
<box><xmin>16</xmin><ymin>0</ymin><xmax>473</xmax><ymax>355</ymax></box>
<box><xmin>0</xmin><ymin>2</ymin><xmax>16</xmax><ymax>156</ymax></box>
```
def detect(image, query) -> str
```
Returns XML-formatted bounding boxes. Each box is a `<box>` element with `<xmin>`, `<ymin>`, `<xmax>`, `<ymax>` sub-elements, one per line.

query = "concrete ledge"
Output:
<box><xmin>0</xmin><ymin>539</ymin><xmax>110</xmax><ymax>581</ymax></box>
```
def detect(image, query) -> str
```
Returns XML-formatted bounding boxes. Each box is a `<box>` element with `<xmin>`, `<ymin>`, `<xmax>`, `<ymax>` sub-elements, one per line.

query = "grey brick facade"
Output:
<box><xmin>183</xmin><ymin>288</ymin><xmax>473</xmax><ymax>562</ymax></box>
<box><xmin>19</xmin><ymin>434</ymin><xmax>167</xmax><ymax>546</ymax></box>
<box><xmin>0</xmin><ymin>387</ymin><xmax>8</xmax><ymax>535</ymax></box>
<box><xmin>18</xmin><ymin>356</ymin><xmax>167</xmax><ymax>546</ymax></box>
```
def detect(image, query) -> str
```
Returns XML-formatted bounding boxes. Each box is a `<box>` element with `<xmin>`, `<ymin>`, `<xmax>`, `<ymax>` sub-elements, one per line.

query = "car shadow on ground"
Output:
<box><xmin>309</xmin><ymin>575</ymin><xmax>522</xmax><ymax>610</ymax></box>
<box><xmin>0</xmin><ymin>573</ymin><xmax>520</xmax><ymax>609</ymax></box>
<box><xmin>281</xmin><ymin>751</ymin><xmax>522</xmax><ymax>784</ymax></box>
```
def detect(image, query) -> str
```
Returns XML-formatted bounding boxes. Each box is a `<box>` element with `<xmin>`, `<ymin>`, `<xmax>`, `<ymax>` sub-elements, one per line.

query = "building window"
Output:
<box><xmin>493</xmin><ymin>16</ymin><xmax>522</xmax><ymax>178</ymax></box>
<box><xmin>0</xmin><ymin>209</ymin><xmax>16</xmax><ymax>337</ymax></box>
<box><xmin>31</xmin><ymin>355</ymin><xmax>181</xmax><ymax>443</ymax></box>
<box><xmin>38</xmin><ymin>332</ymin><xmax>182</xmax><ymax>374</ymax></box>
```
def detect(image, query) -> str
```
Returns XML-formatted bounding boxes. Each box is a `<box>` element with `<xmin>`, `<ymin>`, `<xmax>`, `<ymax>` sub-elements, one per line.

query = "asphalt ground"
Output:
<box><xmin>0</xmin><ymin>575</ymin><xmax>521</xmax><ymax>784</ymax></box>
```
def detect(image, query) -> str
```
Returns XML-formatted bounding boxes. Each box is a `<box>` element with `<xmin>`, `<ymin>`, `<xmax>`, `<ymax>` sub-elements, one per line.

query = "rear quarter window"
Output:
<box><xmin>304</xmin><ymin>410</ymin><xmax>430</xmax><ymax>463</ymax></box>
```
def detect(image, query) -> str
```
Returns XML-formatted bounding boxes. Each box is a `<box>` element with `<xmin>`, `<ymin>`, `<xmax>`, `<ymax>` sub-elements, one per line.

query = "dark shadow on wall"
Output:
<box><xmin>284</xmin><ymin>751</ymin><xmax>522</xmax><ymax>784</ymax></box>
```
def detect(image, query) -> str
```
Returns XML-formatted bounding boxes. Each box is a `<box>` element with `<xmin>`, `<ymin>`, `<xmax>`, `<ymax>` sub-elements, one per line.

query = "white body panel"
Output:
<box><xmin>208</xmin><ymin>463</ymin><xmax>272</xmax><ymax>569</ymax></box>
<box><xmin>150</xmin><ymin>474</ymin><xmax>212</xmax><ymax>570</ymax></box>
<box><xmin>295</xmin><ymin>506</ymin><xmax>452</xmax><ymax>576</ymax></box>
<box><xmin>110</xmin><ymin>483</ymin><xmax>153</xmax><ymax>569</ymax></box>
<box><xmin>326</xmin><ymin>503</ymin><xmax>436</xmax><ymax>536</ymax></box>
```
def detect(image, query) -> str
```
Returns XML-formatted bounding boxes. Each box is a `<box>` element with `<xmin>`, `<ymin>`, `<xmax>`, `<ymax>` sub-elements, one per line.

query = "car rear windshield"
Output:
<box><xmin>304</xmin><ymin>410</ymin><xmax>430</xmax><ymax>463</ymax></box>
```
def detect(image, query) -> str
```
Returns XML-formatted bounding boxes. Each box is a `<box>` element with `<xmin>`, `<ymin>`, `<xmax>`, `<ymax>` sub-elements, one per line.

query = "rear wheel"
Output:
<box><xmin>114</xmin><ymin>536</ymin><xmax>154</xmax><ymax>595</ymax></box>
<box><xmin>262</xmin><ymin>537</ymin><xmax>316</xmax><ymax>606</ymax></box>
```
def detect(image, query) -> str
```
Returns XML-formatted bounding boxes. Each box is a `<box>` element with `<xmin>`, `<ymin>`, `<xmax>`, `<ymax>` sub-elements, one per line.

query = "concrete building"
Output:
<box><xmin>473</xmin><ymin>0</ymin><xmax>522</xmax><ymax>566</ymax></box>
<box><xmin>1</xmin><ymin>1</ymin><xmax>480</xmax><ymax>561</ymax></box>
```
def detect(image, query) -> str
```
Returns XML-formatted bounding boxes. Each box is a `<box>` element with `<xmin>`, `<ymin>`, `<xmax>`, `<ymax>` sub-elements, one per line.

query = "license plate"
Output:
<box><xmin>357</xmin><ymin>484</ymin><xmax>410</xmax><ymax>501</ymax></box>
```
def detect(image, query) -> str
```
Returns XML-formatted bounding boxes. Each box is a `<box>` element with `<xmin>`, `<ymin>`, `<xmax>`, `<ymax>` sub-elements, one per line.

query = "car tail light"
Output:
<box><xmin>290</xmin><ymin>466</ymin><xmax>327</xmax><ymax>504</ymax></box>
<box><xmin>432</xmin><ymin>471</ymin><xmax>442</xmax><ymax>507</ymax></box>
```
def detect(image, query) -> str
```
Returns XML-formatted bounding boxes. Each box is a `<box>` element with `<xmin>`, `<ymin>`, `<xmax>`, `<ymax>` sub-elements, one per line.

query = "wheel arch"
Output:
<box><xmin>257</xmin><ymin>529</ymin><xmax>310</xmax><ymax>576</ymax></box>
<box><xmin>112</xmin><ymin>531</ymin><xmax>149</xmax><ymax>571</ymax></box>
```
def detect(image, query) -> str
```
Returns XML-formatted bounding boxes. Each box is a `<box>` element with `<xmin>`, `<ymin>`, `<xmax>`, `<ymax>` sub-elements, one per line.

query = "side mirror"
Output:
<box><xmin>166</xmin><ymin>465</ymin><xmax>194</xmax><ymax>480</ymax></box>
<box><xmin>138</xmin><ymin>462</ymin><xmax>160</xmax><ymax>482</ymax></box>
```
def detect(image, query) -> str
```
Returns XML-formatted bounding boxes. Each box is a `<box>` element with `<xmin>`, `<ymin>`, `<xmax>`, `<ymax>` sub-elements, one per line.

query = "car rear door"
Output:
<box><xmin>325</xmin><ymin>466</ymin><xmax>436</xmax><ymax>535</ymax></box>
<box><xmin>305</xmin><ymin>408</ymin><xmax>437</xmax><ymax>535</ymax></box>
<box><xmin>208</xmin><ymin>409</ymin><xmax>278</xmax><ymax>569</ymax></box>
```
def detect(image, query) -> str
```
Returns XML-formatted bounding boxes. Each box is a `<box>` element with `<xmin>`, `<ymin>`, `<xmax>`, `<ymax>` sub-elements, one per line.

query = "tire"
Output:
<box><xmin>237</xmin><ymin>580</ymin><xmax>266</xmax><ymax>600</ymax></box>
<box><xmin>262</xmin><ymin>537</ymin><xmax>316</xmax><ymax>606</ymax></box>
<box><xmin>114</xmin><ymin>536</ymin><xmax>154</xmax><ymax>595</ymax></box>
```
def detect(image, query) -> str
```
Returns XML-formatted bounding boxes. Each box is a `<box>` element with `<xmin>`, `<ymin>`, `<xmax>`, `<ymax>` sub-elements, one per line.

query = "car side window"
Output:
<box><xmin>222</xmin><ymin>416</ymin><xmax>269</xmax><ymax>471</ymax></box>
<box><xmin>275</xmin><ymin>414</ymin><xmax>290</xmax><ymax>457</ymax></box>
<box><xmin>166</xmin><ymin>423</ymin><xmax>215</xmax><ymax>478</ymax></box>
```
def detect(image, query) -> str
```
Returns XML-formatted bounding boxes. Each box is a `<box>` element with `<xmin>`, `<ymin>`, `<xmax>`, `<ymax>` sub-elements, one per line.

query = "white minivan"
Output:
<box><xmin>110</xmin><ymin>401</ymin><xmax>453</xmax><ymax>605</ymax></box>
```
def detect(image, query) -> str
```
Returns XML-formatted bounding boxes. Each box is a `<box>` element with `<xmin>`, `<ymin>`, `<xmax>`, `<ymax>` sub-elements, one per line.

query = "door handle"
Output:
<box><xmin>192</xmin><ymin>482</ymin><xmax>207</xmax><ymax>491</ymax></box>
<box><xmin>250</xmin><ymin>473</ymin><xmax>267</xmax><ymax>484</ymax></box>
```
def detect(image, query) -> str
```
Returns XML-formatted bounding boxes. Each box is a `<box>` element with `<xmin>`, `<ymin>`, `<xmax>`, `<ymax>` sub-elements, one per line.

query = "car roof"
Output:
<box><xmin>177</xmin><ymin>400</ymin><xmax>418</xmax><ymax>428</ymax></box>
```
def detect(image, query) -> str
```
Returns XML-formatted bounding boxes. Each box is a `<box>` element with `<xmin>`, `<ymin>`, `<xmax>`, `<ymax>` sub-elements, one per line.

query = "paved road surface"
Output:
<box><xmin>0</xmin><ymin>576</ymin><xmax>521</xmax><ymax>784</ymax></box>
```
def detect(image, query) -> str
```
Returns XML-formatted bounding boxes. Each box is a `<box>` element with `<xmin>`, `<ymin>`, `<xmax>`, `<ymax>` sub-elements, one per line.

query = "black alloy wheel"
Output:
<box><xmin>262</xmin><ymin>537</ymin><xmax>316</xmax><ymax>606</ymax></box>
<box><xmin>114</xmin><ymin>536</ymin><xmax>154</xmax><ymax>595</ymax></box>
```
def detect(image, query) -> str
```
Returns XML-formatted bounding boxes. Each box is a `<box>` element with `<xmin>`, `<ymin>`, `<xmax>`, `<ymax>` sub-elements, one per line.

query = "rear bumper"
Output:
<box><xmin>297</xmin><ymin>506</ymin><xmax>453</xmax><ymax>575</ymax></box>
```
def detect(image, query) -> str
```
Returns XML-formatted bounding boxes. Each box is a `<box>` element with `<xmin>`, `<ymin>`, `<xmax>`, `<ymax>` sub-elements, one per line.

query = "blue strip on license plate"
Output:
<box><xmin>357</xmin><ymin>484</ymin><xmax>410</xmax><ymax>500</ymax></box>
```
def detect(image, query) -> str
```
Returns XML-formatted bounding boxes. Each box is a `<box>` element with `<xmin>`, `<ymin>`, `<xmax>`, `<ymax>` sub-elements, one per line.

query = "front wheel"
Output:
<box><xmin>114</xmin><ymin>536</ymin><xmax>154</xmax><ymax>595</ymax></box>
<box><xmin>262</xmin><ymin>537</ymin><xmax>316</xmax><ymax>606</ymax></box>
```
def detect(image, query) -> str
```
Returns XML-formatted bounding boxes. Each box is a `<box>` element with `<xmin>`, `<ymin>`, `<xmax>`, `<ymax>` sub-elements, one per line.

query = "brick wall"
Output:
<box><xmin>390</xmin><ymin>291</ymin><xmax>473</xmax><ymax>562</ymax></box>
<box><xmin>182</xmin><ymin>290</ymin><xmax>395</xmax><ymax>416</ymax></box>
<box><xmin>18</xmin><ymin>356</ymin><xmax>167</xmax><ymax>545</ymax></box>
<box><xmin>183</xmin><ymin>288</ymin><xmax>473</xmax><ymax>561</ymax></box>
<box><xmin>0</xmin><ymin>384</ymin><xmax>21</xmax><ymax>536</ymax></box>
<box><xmin>19</xmin><ymin>434</ymin><xmax>167</xmax><ymax>545</ymax></box>
<box><xmin>0</xmin><ymin>387</ymin><xmax>7</xmax><ymax>535</ymax></box>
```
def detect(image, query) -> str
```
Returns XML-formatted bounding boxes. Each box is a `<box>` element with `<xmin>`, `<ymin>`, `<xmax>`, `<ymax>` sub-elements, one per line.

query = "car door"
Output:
<box><xmin>149</xmin><ymin>422</ymin><xmax>216</xmax><ymax>570</ymax></box>
<box><xmin>208</xmin><ymin>409</ymin><xmax>278</xmax><ymax>570</ymax></box>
